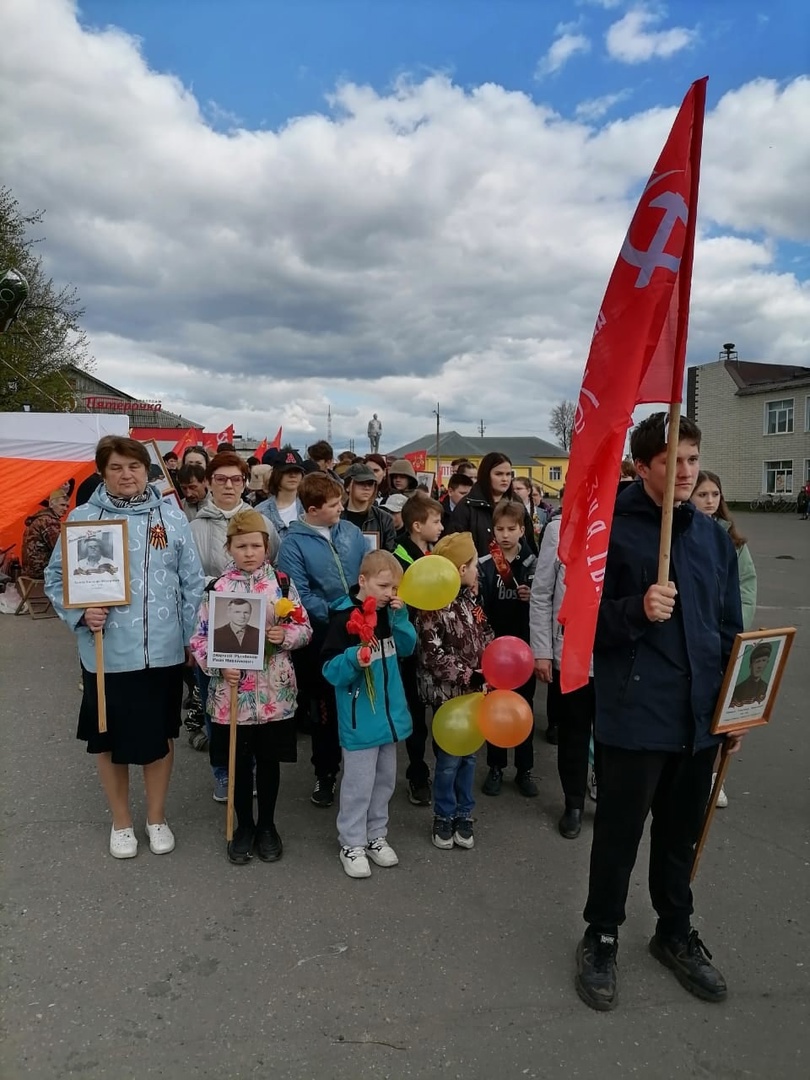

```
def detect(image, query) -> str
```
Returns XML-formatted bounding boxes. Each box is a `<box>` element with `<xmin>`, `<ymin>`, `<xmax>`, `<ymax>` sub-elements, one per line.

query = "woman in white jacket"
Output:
<box><xmin>529</xmin><ymin>514</ymin><xmax>595</xmax><ymax>839</ymax></box>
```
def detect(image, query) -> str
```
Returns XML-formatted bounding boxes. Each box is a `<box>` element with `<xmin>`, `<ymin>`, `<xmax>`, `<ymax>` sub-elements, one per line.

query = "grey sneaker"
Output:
<box><xmin>212</xmin><ymin>776</ymin><xmax>228</xmax><ymax>803</ymax></box>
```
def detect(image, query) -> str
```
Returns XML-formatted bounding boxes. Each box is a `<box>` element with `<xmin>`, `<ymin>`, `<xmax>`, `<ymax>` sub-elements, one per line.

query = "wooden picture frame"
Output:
<box><xmin>60</xmin><ymin>520</ymin><xmax>131</xmax><ymax>609</ymax></box>
<box><xmin>362</xmin><ymin>531</ymin><xmax>380</xmax><ymax>553</ymax></box>
<box><xmin>711</xmin><ymin>627</ymin><xmax>796</xmax><ymax>734</ymax></box>
<box><xmin>142</xmin><ymin>439</ymin><xmax>176</xmax><ymax>498</ymax></box>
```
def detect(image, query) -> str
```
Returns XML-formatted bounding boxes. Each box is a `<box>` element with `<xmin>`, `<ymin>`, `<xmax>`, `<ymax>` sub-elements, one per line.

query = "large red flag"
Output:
<box><xmin>558</xmin><ymin>77</ymin><xmax>707</xmax><ymax>693</ymax></box>
<box><xmin>171</xmin><ymin>428</ymin><xmax>198</xmax><ymax>456</ymax></box>
<box><xmin>216</xmin><ymin>424</ymin><xmax>234</xmax><ymax>445</ymax></box>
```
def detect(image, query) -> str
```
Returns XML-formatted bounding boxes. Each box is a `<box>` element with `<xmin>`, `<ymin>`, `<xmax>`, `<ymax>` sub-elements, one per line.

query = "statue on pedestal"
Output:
<box><xmin>367</xmin><ymin>413</ymin><xmax>382</xmax><ymax>453</ymax></box>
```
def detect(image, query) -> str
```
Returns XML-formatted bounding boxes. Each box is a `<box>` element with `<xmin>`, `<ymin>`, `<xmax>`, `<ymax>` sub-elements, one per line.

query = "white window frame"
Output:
<box><xmin>805</xmin><ymin>458</ymin><xmax>810</xmax><ymax>484</ymax></box>
<box><xmin>548</xmin><ymin>466</ymin><xmax>562</xmax><ymax>482</ymax></box>
<box><xmin>805</xmin><ymin>395</ymin><xmax>810</xmax><ymax>432</ymax></box>
<box><xmin>763</xmin><ymin>459</ymin><xmax>793</xmax><ymax>494</ymax></box>
<box><xmin>763</xmin><ymin>397</ymin><xmax>794</xmax><ymax>435</ymax></box>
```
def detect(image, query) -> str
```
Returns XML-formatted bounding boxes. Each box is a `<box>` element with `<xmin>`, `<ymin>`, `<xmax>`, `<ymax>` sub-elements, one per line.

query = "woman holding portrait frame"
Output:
<box><xmin>45</xmin><ymin>436</ymin><xmax>205</xmax><ymax>859</ymax></box>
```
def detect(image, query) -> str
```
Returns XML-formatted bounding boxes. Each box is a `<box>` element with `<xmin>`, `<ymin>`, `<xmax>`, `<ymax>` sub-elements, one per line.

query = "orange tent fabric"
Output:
<box><xmin>0</xmin><ymin>413</ymin><xmax>128</xmax><ymax>565</ymax></box>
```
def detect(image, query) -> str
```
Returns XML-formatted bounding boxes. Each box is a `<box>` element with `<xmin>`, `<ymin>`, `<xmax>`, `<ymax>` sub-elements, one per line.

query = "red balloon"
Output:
<box><xmin>477</xmin><ymin>690</ymin><xmax>534</xmax><ymax>749</ymax></box>
<box><xmin>481</xmin><ymin>636</ymin><xmax>535</xmax><ymax>691</ymax></box>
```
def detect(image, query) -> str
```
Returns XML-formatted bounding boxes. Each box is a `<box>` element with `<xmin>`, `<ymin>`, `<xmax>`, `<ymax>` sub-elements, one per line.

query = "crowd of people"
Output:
<box><xmin>36</xmin><ymin>412</ymin><xmax>762</xmax><ymax>1012</ymax></box>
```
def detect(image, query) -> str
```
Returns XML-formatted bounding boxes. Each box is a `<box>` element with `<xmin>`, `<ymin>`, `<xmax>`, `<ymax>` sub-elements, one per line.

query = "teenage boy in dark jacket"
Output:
<box><xmin>576</xmin><ymin>414</ymin><xmax>744</xmax><ymax>1013</ymax></box>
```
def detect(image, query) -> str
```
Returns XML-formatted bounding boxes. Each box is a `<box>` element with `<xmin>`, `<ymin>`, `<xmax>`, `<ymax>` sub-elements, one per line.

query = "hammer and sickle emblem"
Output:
<box><xmin>620</xmin><ymin>183</ymin><xmax>688</xmax><ymax>289</ymax></box>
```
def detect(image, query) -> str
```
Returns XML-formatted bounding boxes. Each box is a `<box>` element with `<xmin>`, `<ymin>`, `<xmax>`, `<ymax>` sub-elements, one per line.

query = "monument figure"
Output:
<box><xmin>367</xmin><ymin>413</ymin><xmax>382</xmax><ymax>453</ymax></box>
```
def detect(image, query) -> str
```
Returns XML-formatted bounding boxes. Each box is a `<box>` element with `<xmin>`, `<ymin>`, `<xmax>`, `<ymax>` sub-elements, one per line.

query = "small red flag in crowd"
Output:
<box><xmin>254</xmin><ymin>438</ymin><xmax>268</xmax><ymax>460</ymax></box>
<box><xmin>557</xmin><ymin>77</ymin><xmax>707</xmax><ymax>693</ymax></box>
<box><xmin>171</xmin><ymin>428</ymin><xmax>198</xmax><ymax>457</ymax></box>
<box><xmin>270</xmin><ymin>426</ymin><xmax>282</xmax><ymax>450</ymax></box>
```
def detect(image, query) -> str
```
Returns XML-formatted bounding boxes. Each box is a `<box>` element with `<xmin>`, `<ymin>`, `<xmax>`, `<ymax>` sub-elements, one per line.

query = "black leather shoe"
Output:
<box><xmin>649</xmin><ymin>930</ymin><xmax>727</xmax><ymax>1002</ymax></box>
<box><xmin>255</xmin><ymin>826</ymin><xmax>283</xmax><ymax>863</ymax></box>
<box><xmin>515</xmin><ymin>771</ymin><xmax>539</xmax><ymax>798</ymax></box>
<box><xmin>576</xmin><ymin>932</ymin><xmax>618</xmax><ymax>1011</ymax></box>
<box><xmin>482</xmin><ymin>767</ymin><xmax>503</xmax><ymax>796</ymax></box>
<box><xmin>227</xmin><ymin>825</ymin><xmax>254</xmax><ymax>865</ymax></box>
<box><xmin>558</xmin><ymin>807</ymin><xmax>582</xmax><ymax>838</ymax></box>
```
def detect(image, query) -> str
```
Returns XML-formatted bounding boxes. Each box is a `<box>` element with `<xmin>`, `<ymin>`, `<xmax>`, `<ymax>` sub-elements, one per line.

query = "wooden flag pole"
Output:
<box><xmin>94</xmin><ymin>631</ymin><xmax>108</xmax><ymax>733</ymax></box>
<box><xmin>225</xmin><ymin>684</ymin><xmax>238</xmax><ymax>841</ymax></box>
<box><xmin>691</xmin><ymin>742</ymin><xmax>732</xmax><ymax>882</ymax></box>
<box><xmin>656</xmin><ymin>400</ymin><xmax>682</xmax><ymax>587</ymax></box>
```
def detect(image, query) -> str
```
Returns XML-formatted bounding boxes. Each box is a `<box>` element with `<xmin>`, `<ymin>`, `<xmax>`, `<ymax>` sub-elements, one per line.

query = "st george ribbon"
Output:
<box><xmin>557</xmin><ymin>77</ymin><xmax>707</xmax><ymax>693</ymax></box>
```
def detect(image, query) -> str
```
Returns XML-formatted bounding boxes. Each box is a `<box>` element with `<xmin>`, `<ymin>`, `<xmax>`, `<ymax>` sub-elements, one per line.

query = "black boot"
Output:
<box><xmin>227</xmin><ymin>825</ymin><xmax>254</xmax><ymax>865</ymax></box>
<box><xmin>576</xmin><ymin>930</ymin><xmax>618</xmax><ymax>1011</ymax></box>
<box><xmin>255</xmin><ymin>826</ymin><xmax>283</xmax><ymax>863</ymax></box>
<box><xmin>649</xmin><ymin>929</ymin><xmax>727</xmax><ymax>1002</ymax></box>
<box><xmin>558</xmin><ymin>806</ymin><xmax>582</xmax><ymax>839</ymax></box>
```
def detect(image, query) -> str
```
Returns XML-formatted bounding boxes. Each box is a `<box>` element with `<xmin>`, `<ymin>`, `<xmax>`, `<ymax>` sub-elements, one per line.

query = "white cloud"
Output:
<box><xmin>536</xmin><ymin>31</ymin><xmax>591</xmax><ymax>78</ymax></box>
<box><xmin>575</xmin><ymin>89</ymin><xmax>633</xmax><ymax>121</ymax></box>
<box><xmin>1</xmin><ymin>1</ymin><xmax>808</xmax><ymax>450</ymax></box>
<box><xmin>606</xmin><ymin>6</ymin><xmax>697</xmax><ymax>63</ymax></box>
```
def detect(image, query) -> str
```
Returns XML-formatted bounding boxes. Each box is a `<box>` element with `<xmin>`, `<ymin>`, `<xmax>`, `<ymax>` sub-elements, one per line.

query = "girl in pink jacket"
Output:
<box><xmin>191</xmin><ymin>510</ymin><xmax>312</xmax><ymax>864</ymax></box>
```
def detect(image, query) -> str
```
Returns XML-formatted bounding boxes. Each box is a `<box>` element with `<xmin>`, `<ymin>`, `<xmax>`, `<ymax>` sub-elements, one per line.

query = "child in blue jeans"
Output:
<box><xmin>416</xmin><ymin>532</ymin><xmax>494</xmax><ymax>849</ymax></box>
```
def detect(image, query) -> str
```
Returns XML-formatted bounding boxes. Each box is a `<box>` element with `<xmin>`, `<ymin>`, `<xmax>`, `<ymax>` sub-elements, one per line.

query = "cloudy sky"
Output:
<box><xmin>3</xmin><ymin>0</ymin><xmax>808</xmax><ymax>451</ymax></box>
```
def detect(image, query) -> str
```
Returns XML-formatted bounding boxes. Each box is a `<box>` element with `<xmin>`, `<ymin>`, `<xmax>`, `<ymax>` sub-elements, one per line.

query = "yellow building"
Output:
<box><xmin>388</xmin><ymin>432</ymin><xmax>569</xmax><ymax>495</ymax></box>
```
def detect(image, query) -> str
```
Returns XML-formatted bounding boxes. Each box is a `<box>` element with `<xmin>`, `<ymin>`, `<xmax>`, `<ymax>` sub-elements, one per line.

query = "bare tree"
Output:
<box><xmin>1</xmin><ymin>187</ymin><xmax>93</xmax><ymax>412</ymax></box>
<box><xmin>549</xmin><ymin>400</ymin><xmax>576</xmax><ymax>451</ymax></box>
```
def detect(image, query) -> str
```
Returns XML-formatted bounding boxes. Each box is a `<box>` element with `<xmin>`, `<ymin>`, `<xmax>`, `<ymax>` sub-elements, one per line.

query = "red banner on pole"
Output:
<box><xmin>254</xmin><ymin>438</ymin><xmax>268</xmax><ymax>460</ymax></box>
<box><xmin>405</xmin><ymin>450</ymin><xmax>427</xmax><ymax>472</ymax></box>
<box><xmin>270</xmin><ymin>426</ymin><xmax>283</xmax><ymax>450</ymax></box>
<box><xmin>557</xmin><ymin>77</ymin><xmax>707</xmax><ymax>693</ymax></box>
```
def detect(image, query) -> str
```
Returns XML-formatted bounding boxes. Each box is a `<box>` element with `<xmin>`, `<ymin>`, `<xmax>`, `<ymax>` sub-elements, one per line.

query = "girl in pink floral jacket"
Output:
<box><xmin>190</xmin><ymin>510</ymin><xmax>312</xmax><ymax>864</ymax></box>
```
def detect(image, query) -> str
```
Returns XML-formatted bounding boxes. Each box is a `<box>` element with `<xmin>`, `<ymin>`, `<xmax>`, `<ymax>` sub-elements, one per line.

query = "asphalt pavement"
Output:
<box><xmin>1</xmin><ymin>512</ymin><xmax>808</xmax><ymax>1079</ymax></box>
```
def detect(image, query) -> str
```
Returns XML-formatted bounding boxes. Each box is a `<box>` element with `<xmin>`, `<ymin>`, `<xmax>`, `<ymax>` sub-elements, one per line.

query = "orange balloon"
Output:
<box><xmin>477</xmin><ymin>690</ymin><xmax>534</xmax><ymax>749</ymax></box>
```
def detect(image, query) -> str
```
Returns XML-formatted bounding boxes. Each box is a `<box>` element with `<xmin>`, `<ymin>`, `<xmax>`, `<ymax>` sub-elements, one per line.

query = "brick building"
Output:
<box><xmin>686</xmin><ymin>355</ymin><xmax>810</xmax><ymax>501</ymax></box>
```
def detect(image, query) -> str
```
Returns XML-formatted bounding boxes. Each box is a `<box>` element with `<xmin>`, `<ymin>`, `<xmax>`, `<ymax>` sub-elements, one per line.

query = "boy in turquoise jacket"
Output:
<box><xmin>322</xmin><ymin>550</ymin><xmax>416</xmax><ymax>879</ymax></box>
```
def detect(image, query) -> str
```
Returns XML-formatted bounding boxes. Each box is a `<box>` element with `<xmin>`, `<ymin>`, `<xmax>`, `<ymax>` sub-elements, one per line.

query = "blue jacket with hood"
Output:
<box><xmin>594</xmin><ymin>481</ymin><xmax>742</xmax><ymax>754</ymax></box>
<box><xmin>276</xmin><ymin>518</ymin><xmax>366</xmax><ymax>630</ymax></box>
<box><xmin>44</xmin><ymin>484</ymin><xmax>205</xmax><ymax>673</ymax></box>
<box><xmin>321</xmin><ymin>593</ymin><xmax>416</xmax><ymax>751</ymax></box>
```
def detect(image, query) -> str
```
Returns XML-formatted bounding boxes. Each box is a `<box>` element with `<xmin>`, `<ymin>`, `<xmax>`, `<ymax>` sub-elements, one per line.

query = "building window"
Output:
<box><xmin>764</xmin><ymin>398</ymin><xmax>794</xmax><ymax>435</ymax></box>
<box><xmin>805</xmin><ymin>396</ymin><xmax>810</xmax><ymax>432</ymax></box>
<box><xmin>805</xmin><ymin>459</ymin><xmax>810</xmax><ymax>484</ymax></box>
<box><xmin>763</xmin><ymin>460</ymin><xmax>793</xmax><ymax>494</ymax></box>
<box><xmin>549</xmin><ymin>466</ymin><xmax>562</xmax><ymax>481</ymax></box>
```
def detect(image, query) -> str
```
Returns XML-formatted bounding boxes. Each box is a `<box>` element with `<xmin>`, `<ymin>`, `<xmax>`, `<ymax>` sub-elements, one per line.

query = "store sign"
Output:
<box><xmin>84</xmin><ymin>396</ymin><xmax>162</xmax><ymax>412</ymax></box>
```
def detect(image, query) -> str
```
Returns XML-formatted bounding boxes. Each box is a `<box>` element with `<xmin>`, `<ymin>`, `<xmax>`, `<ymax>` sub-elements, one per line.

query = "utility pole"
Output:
<box><xmin>478</xmin><ymin>418</ymin><xmax>486</xmax><ymax>438</ymax></box>
<box><xmin>348</xmin><ymin>438</ymin><xmax>355</xmax><ymax>453</ymax></box>
<box><xmin>433</xmin><ymin>402</ymin><xmax>441</xmax><ymax>488</ymax></box>
<box><xmin>327</xmin><ymin>404</ymin><xmax>332</xmax><ymax>444</ymax></box>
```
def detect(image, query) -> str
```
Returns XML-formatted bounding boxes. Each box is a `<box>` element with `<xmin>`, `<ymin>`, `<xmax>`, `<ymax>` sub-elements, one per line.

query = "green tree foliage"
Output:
<box><xmin>0</xmin><ymin>187</ymin><xmax>93</xmax><ymax>411</ymax></box>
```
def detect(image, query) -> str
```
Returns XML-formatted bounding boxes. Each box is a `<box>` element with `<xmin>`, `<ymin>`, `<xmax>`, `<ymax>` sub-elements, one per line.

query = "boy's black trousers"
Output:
<box><xmin>583</xmin><ymin>742</ymin><xmax>715</xmax><ymax>939</ymax></box>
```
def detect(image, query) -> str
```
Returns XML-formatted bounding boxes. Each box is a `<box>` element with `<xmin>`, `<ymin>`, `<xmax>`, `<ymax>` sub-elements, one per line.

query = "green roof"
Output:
<box><xmin>389</xmin><ymin>431</ymin><xmax>568</xmax><ymax>461</ymax></box>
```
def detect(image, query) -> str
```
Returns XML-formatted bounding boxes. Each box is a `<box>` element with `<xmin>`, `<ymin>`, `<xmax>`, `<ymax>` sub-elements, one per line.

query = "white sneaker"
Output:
<box><xmin>366</xmin><ymin>837</ymin><xmax>399</xmax><ymax>867</ymax></box>
<box><xmin>712</xmin><ymin>774</ymin><xmax>729</xmax><ymax>809</ymax></box>
<box><xmin>145</xmin><ymin>821</ymin><xmax>176</xmax><ymax>854</ymax></box>
<box><xmin>340</xmin><ymin>846</ymin><xmax>371</xmax><ymax>878</ymax></box>
<box><xmin>109</xmin><ymin>826</ymin><xmax>138</xmax><ymax>859</ymax></box>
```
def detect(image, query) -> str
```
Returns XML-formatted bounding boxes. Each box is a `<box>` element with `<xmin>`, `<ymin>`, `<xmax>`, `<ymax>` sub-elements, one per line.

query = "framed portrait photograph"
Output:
<box><xmin>207</xmin><ymin>592</ymin><xmax>267</xmax><ymax>671</ymax></box>
<box><xmin>711</xmin><ymin>627</ymin><xmax>796</xmax><ymax>734</ymax></box>
<box><xmin>60</xmin><ymin>520</ymin><xmax>131</xmax><ymax>609</ymax></box>
<box><xmin>416</xmin><ymin>471</ymin><xmax>435</xmax><ymax>494</ymax></box>
<box><xmin>142</xmin><ymin>439</ymin><xmax>176</xmax><ymax>498</ymax></box>
<box><xmin>363</xmin><ymin>531</ymin><xmax>380</xmax><ymax>553</ymax></box>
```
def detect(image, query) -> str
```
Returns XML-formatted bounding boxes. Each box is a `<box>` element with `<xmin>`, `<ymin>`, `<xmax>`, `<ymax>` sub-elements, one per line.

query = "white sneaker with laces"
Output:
<box><xmin>712</xmin><ymin>774</ymin><xmax>729</xmax><ymax>809</ymax></box>
<box><xmin>109</xmin><ymin>826</ymin><xmax>138</xmax><ymax>859</ymax></box>
<box><xmin>145</xmin><ymin>821</ymin><xmax>176</xmax><ymax>854</ymax></box>
<box><xmin>340</xmin><ymin>846</ymin><xmax>371</xmax><ymax>878</ymax></box>
<box><xmin>366</xmin><ymin>837</ymin><xmax>399</xmax><ymax>867</ymax></box>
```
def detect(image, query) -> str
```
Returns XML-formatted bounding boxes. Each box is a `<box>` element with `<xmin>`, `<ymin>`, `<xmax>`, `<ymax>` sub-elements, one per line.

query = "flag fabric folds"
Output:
<box><xmin>557</xmin><ymin>77</ymin><xmax>707</xmax><ymax>693</ymax></box>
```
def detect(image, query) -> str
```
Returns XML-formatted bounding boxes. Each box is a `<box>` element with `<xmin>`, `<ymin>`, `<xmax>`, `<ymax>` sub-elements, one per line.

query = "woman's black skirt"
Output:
<box><xmin>78</xmin><ymin>664</ymin><xmax>184</xmax><ymax>765</ymax></box>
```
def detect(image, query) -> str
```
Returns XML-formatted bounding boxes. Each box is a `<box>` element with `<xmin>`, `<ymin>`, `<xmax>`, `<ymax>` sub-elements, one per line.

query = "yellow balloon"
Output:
<box><xmin>398</xmin><ymin>555</ymin><xmax>460</xmax><ymax>611</ymax></box>
<box><xmin>432</xmin><ymin>693</ymin><xmax>485</xmax><ymax>756</ymax></box>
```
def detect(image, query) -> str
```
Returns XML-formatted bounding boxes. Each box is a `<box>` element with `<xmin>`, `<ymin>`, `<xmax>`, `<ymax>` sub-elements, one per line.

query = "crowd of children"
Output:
<box><xmin>181</xmin><ymin>444</ymin><xmax>566</xmax><ymax>875</ymax></box>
